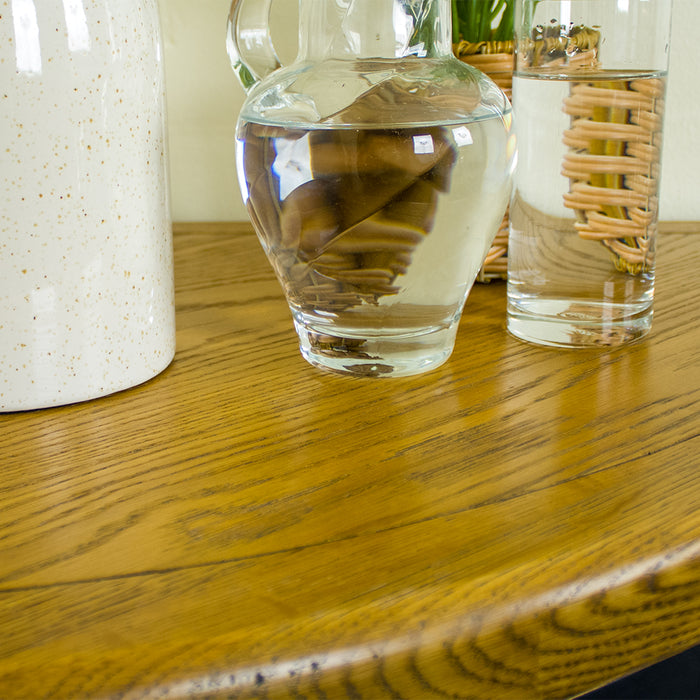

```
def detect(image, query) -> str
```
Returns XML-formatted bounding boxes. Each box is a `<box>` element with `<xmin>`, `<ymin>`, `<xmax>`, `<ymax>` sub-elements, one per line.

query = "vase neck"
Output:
<box><xmin>297</xmin><ymin>0</ymin><xmax>453</xmax><ymax>62</ymax></box>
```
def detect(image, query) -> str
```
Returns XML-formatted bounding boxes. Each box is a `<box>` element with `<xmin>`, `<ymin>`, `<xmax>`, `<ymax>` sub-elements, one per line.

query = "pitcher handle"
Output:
<box><xmin>226</xmin><ymin>0</ymin><xmax>282</xmax><ymax>92</ymax></box>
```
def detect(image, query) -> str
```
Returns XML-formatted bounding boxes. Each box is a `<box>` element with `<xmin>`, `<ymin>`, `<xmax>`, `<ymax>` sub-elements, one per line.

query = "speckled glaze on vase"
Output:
<box><xmin>1</xmin><ymin>1</ymin><xmax>175</xmax><ymax>411</ymax></box>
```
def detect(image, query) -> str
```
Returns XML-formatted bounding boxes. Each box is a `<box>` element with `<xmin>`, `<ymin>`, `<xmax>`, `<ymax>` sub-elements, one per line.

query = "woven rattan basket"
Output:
<box><xmin>455</xmin><ymin>26</ymin><xmax>664</xmax><ymax>281</ymax></box>
<box><xmin>454</xmin><ymin>40</ymin><xmax>514</xmax><ymax>282</ymax></box>
<box><xmin>562</xmin><ymin>77</ymin><xmax>664</xmax><ymax>274</ymax></box>
<box><xmin>524</xmin><ymin>28</ymin><xmax>664</xmax><ymax>276</ymax></box>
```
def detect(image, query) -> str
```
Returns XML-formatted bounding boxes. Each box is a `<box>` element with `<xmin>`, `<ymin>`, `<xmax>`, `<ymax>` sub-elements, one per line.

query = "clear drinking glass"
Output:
<box><xmin>507</xmin><ymin>0</ymin><xmax>673</xmax><ymax>347</ymax></box>
<box><xmin>228</xmin><ymin>0</ymin><xmax>515</xmax><ymax>377</ymax></box>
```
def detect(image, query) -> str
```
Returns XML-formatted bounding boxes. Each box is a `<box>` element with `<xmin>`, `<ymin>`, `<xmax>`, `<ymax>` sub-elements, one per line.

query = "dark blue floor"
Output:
<box><xmin>580</xmin><ymin>644</ymin><xmax>700</xmax><ymax>699</ymax></box>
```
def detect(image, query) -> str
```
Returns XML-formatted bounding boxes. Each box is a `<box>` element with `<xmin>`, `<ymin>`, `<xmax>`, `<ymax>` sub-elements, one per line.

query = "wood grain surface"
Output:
<box><xmin>1</xmin><ymin>224</ymin><xmax>699</xmax><ymax>700</ymax></box>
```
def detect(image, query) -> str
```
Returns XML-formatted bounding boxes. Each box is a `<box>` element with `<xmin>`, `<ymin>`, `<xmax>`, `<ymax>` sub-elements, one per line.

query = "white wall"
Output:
<box><xmin>159</xmin><ymin>0</ymin><xmax>700</xmax><ymax>223</ymax></box>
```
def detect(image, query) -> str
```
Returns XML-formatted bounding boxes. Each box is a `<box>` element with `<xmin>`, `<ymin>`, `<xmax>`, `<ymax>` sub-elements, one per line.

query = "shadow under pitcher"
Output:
<box><xmin>227</xmin><ymin>0</ymin><xmax>515</xmax><ymax>377</ymax></box>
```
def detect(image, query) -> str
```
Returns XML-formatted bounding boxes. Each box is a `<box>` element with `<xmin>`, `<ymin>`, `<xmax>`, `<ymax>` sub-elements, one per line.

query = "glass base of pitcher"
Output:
<box><xmin>293</xmin><ymin>318</ymin><xmax>459</xmax><ymax>378</ymax></box>
<box><xmin>506</xmin><ymin>298</ymin><xmax>653</xmax><ymax>348</ymax></box>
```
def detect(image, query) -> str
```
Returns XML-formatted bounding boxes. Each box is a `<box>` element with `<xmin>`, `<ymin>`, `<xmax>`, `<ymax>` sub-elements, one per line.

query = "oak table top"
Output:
<box><xmin>2</xmin><ymin>224</ymin><xmax>699</xmax><ymax>700</ymax></box>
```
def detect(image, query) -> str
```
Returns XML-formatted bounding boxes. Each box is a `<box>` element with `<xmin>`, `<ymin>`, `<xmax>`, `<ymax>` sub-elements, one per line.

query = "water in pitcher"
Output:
<box><xmin>237</xmin><ymin>113</ymin><xmax>512</xmax><ymax>375</ymax></box>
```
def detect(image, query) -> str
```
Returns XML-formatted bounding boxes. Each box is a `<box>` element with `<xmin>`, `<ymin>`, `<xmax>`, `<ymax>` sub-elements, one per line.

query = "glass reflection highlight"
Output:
<box><xmin>12</xmin><ymin>0</ymin><xmax>42</xmax><ymax>75</ymax></box>
<box><xmin>62</xmin><ymin>0</ymin><xmax>91</xmax><ymax>53</ymax></box>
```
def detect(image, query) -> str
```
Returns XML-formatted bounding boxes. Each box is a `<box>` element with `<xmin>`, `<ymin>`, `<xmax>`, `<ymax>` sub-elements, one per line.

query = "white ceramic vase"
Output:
<box><xmin>1</xmin><ymin>0</ymin><xmax>175</xmax><ymax>411</ymax></box>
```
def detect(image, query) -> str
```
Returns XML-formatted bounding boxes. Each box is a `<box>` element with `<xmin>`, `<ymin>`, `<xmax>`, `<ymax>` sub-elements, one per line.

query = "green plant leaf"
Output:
<box><xmin>452</xmin><ymin>0</ymin><xmax>521</xmax><ymax>43</ymax></box>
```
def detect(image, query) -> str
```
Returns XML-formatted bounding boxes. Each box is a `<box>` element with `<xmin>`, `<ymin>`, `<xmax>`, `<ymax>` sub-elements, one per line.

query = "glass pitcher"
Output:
<box><xmin>228</xmin><ymin>0</ymin><xmax>515</xmax><ymax>377</ymax></box>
